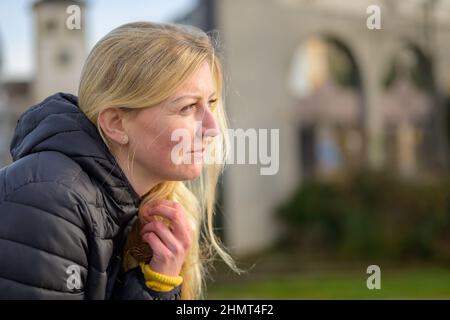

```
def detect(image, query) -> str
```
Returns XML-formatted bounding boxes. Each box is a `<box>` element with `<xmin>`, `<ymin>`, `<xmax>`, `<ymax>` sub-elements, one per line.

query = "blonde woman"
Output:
<box><xmin>0</xmin><ymin>21</ymin><xmax>238</xmax><ymax>299</ymax></box>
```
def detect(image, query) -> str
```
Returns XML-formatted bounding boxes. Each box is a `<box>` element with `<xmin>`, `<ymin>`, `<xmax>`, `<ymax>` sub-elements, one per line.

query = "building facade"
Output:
<box><xmin>177</xmin><ymin>0</ymin><xmax>450</xmax><ymax>255</ymax></box>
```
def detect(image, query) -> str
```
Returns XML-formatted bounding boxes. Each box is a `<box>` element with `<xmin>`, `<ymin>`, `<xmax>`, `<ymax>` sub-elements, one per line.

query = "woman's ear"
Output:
<box><xmin>98</xmin><ymin>108</ymin><xmax>128</xmax><ymax>145</ymax></box>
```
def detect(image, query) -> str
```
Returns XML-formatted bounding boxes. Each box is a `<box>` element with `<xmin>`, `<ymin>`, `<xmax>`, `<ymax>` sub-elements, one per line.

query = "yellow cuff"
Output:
<box><xmin>139</xmin><ymin>262</ymin><xmax>183</xmax><ymax>292</ymax></box>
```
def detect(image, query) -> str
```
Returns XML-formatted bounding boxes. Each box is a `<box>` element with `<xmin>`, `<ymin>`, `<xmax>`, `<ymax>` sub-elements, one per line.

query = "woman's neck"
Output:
<box><xmin>112</xmin><ymin>149</ymin><xmax>159</xmax><ymax>198</ymax></box>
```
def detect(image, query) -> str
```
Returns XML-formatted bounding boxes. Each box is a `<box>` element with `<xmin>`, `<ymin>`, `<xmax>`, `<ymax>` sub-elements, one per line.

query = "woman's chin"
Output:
<box><xmin>185</xmin><ymin>164</ymin><xmax>203</xmax><ymax>180</ymax></box>
<box><xmin>171</xmin><ymin>163</ymin><xmax>203</xmax><ymax>181</ymax></box>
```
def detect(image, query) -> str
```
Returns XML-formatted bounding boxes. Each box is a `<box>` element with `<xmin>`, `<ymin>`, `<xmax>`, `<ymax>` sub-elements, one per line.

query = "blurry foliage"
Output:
<box><xmin>276</xmin><ymin>172</ymin><xmax>450</xmax><ymax>263</ymax></box>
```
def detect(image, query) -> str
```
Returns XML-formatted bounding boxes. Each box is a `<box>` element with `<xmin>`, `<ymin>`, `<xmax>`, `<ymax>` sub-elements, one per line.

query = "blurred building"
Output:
<box><xmin>177</xmin><ymin>0</ymin><xmax>450</xmax><ymax>255</ymax></box>
<box><xmin>2</xmin><ymin>0</ymin><xmax>86</xmax><ymax>164</ymax></box>
<box><xmin>0</xmin><ymin>34</ymin><xmax>11</xmax><ymax>167</ymax></box>
<box><xmin>1</xmin><ymin>0</ymin><xmax>449</xmax><ymax>256</ymax></box>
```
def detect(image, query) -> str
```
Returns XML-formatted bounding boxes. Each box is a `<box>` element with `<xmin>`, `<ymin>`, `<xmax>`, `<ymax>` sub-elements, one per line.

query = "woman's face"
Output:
<box><xmin>124</xmin><ymin>61</ymin><xmax>220</xmax><ymax>184</ymax></box>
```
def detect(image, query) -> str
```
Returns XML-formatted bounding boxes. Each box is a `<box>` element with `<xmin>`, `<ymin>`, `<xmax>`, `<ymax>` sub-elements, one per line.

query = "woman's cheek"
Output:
<box><xmin>167</xmin><ymin>124</ymin><xmax>198</xmax><ymax>164</ymax></box>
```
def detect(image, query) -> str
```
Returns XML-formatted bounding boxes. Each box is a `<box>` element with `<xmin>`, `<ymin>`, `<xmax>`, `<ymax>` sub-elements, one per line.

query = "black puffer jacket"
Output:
<box><xmin>0</xmin><ymin>92</ymin><xmax>181</xmax><ymax>300</ymax></box>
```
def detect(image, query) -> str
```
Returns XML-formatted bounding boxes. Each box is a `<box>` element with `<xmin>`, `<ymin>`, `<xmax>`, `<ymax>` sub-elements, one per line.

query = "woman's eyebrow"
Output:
<box><xmin>171</xmin><ymin>92</ymin><xmax>216</xmax><ymax>103</ymax></box>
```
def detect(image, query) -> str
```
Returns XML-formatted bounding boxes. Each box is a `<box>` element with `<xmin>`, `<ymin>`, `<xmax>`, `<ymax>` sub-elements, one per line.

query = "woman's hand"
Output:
<box><xmin>139</xmin><ymin>199</ymin><xmax>192</xmax><ymax>276</ymax></box>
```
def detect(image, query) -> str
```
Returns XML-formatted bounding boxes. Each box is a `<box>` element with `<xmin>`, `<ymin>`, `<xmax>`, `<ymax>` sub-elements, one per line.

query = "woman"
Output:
<box><xmin>0</xmin><ymin>21</ymin><xmax>238</xmax><ymax>299</ymax></box>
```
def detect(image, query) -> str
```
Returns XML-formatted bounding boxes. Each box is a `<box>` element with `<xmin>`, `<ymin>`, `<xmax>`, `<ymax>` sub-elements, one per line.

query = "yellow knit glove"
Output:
<box><xmin>139</xmin><ymin>262</ymin><xmax>183</xmax><ymax>292</ymax></box>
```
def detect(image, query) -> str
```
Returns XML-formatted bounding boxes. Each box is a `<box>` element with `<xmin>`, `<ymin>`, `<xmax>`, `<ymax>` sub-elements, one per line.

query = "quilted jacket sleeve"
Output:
<box><xmin>113</xmin><ymin>267</ymin><xmax>182</xmax><ymax>300</ymax></box>
<box><xmin>0</xmin><ymin>179</ymin><xmax>90</xmax><ymax>299</ymax></box>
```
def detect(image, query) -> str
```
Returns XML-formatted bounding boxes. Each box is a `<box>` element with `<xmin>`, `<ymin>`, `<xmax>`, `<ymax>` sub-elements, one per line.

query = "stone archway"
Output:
<box><xmin>380</xmin><ymin>42</ymin><xmax>437</xmax><ymax>175</ymax></box>
<box><xmin>288</xmin><ymin>35</ymin><xmax>366</xmax><ymax>178</ymax></box>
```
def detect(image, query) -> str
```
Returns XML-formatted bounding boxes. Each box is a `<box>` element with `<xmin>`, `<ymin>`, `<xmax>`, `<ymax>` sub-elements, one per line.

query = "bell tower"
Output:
<box><xmin>32</xmin><ymin>0</ymin><xmax>86</xmax><ymax>102</ymax></box>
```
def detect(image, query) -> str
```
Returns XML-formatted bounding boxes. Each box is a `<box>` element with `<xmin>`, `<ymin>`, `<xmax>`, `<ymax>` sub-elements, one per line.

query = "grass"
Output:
<box><xmin>205</xmin><ymin>254</ymin><xmax>450</xmax><ymax>299</ymax></box>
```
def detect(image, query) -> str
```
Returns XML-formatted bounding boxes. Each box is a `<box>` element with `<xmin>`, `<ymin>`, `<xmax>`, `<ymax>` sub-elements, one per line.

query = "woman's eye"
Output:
<box><xmin>180</xmin><ymin>104</ymin><xmax>196</xmax><ymax>113</ymax></box>
<box><xmin>180</xmin><ymin>99</ymin><xmax>217</xmax><ymax>114</ymax></box>
<box><xmin>209</xmin><ymin>99</ymin><xmax>218</xmax><ymax>110</ymax></box>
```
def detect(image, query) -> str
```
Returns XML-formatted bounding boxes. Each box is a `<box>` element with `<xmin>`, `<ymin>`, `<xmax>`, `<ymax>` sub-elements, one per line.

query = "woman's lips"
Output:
<box><xmin>190</xmin><ymin>147</ymin><xmax>206</xmax><ymax>153</ymax></box>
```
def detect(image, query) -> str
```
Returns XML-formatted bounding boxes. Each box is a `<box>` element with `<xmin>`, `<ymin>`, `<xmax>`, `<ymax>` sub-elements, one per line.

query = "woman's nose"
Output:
<box><xmin>201</xmin><ymin>107</ymin><xmax>220</xmax><ymax>138</ymax></box>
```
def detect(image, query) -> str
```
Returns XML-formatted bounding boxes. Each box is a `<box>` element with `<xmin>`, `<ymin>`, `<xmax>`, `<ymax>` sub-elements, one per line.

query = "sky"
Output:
<box><xmin>0</xmin><ymin>0</ymin><xmax>198</xmax><ymax>80</ymax></box>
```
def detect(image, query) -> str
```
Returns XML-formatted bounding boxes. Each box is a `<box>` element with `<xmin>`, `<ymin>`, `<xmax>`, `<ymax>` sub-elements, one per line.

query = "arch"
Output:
<box><xmin>287</xmin><ymin>33</ymin><xmax>366</xmax><ymax>177</ymax></box>
<box><xmin>380</xmin><ymin>39</ymin><xmax>438</xmax><ymax>174</ymax></box>
<box><xmin>382</xmin><ymin>40</ymin><xmax>436</xmax><ymax>93</ymax></box>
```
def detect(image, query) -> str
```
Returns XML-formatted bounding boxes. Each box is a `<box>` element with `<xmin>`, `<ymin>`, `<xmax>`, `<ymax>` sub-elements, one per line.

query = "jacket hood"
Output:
<box><xmin>10</xmin><ymin>92</ymin><xmax>141</xmax><ymax>224</ymax></box>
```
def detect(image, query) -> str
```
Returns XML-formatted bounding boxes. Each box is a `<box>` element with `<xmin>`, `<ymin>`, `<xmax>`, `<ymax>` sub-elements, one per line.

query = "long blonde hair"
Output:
<box><xmin>78</xmin><ymin>21</ymin><xmax>239</xmax><ymax>299</ymax></box>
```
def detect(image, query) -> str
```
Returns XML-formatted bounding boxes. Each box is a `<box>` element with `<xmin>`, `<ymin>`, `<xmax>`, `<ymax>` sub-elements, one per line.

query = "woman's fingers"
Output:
<box><xmin>139</xmin><ymin>199</ymin><xmax>177</xmax><ymax>224</ymax></box>
<box><xmin>143</xmin><ymin>232</ymin><xmax>173</xmax><ymax>264</ymax></box>
<box><xmin>141</xmin><ymin>221</ymin><xmax>182</xmax><ymax>255</ymax></box>
<box><xmin>142</xmin><ymin>202</ymin><xmax>192</xmax><ymax>249</ymax></box>
<box><xmin>144</xmin><ymin>199</ymin><xmax>178</xmax><ymax>213</ymax></box>
<box><xmin>139</xmin><ymin>199</ymin><xmax>193</xmax><ymax>276</ymax></box>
